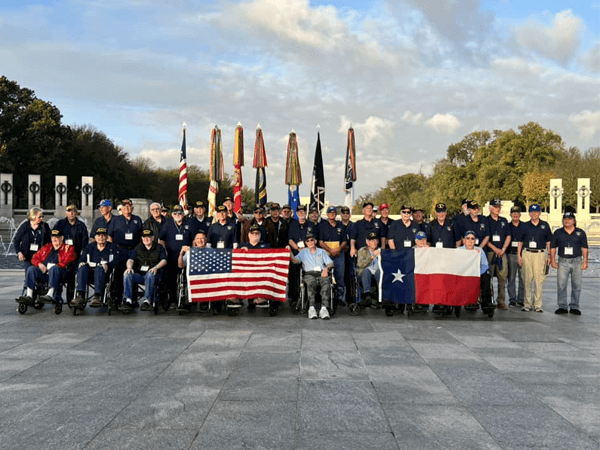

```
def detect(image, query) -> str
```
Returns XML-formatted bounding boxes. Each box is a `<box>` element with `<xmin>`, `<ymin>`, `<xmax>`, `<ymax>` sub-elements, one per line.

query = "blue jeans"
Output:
<box><xmin>331</xmin><ymin>253</ymin><xmax>345</xmax><ymax>299</ymax></box>
<box><xmin>556</xmin><ymin>257</ymin><xmax>583</xmax><ymax>310</ymax></box>
<box><xmin>123</xmin><ymin>271</ymin><xmax>158</xmax><ymax>302</ymax></box>
<box><xmin>25</xmin><ymin>265</ymin><xmax>68</xmax><ymax>300</ymax></box>
<box><xmin>361</xmin><ymin>268</ymin><xmax>380</xmax><ymax>294</ymax></box>
<box><xmin>506</xmin><ymin>253</ymin><xmax>524</xmax><ymax>303</ymax></box>
<box><xmin>76</xmin><ymin>265</ymin><xmax>107</xmax><ymax>295</ymax></box>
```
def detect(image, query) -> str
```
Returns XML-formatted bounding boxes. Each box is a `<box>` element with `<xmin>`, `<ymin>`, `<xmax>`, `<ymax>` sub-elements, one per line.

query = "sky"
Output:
<box><xmin>1</xmin><ymin>0</ymin><xmax>599</xmax><ymax>206</ymax></box>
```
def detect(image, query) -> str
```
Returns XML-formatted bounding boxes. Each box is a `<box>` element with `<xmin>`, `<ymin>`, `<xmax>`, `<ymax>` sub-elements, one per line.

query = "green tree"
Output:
<box><xmin>522</xmin><ymin>170</ymin><xmax>556</xmax><ymax>210</ymax></box>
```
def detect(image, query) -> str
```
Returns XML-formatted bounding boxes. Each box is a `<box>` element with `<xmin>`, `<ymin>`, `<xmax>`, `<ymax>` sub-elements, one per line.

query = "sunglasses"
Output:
<box><xmin>401</xmin><ymin>210</ymin><xmax>411</xmax><ymax>214</ymax></box>
<box><xmin>173</xmin><ymin>211</ymin><xmax>183</xmax><ymax>215</ymax></box>
<box><xmin>464</xmin><ymin>237</ymin><xmax>475</xmax><ymax>240</ymax></box>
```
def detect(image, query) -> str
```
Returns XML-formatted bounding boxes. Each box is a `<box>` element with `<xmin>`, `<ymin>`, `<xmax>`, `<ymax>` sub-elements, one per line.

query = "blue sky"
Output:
<box><xmin>1</xmin><ymin>0</ymin><xmax>599</xmax><ymax>205</ymax></box>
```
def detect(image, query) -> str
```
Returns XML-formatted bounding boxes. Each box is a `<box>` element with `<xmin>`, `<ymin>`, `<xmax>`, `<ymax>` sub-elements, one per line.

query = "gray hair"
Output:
<box><xmin>27</xmin><ymin>207</ymin><xmax>43</xmax><ymax>222</ymax></box>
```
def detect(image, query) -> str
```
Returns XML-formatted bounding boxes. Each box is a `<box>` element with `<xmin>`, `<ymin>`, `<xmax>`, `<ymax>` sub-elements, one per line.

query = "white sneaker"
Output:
<box><xmin>319</xmin><ymin>306</ymin><xmax>330</xmax><ymax>320</ymax></box>
<box><xmin>308</xmin><ymin>306</ymin><xmax>318</xmax><ymax>319</ymax></box>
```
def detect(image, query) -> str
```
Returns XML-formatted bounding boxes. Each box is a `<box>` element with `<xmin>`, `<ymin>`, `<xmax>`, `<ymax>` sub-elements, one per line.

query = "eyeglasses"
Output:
<box><xmin>464</xmin><ymin>237</ymin><xmax>475</xmax><ymax>240</ymax></box>
<box><xmin>401</xmin><ymin>210</ymin><xmax>411</xmax><ymax>214</ymax></box>
<box><xmin>173</xmin><ymin>211</ymin><xmax>183</xmax><ymax>215</ymax></box>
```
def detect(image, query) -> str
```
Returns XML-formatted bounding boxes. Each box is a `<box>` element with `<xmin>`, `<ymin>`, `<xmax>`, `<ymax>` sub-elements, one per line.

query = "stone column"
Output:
<box><xmin>28</xmin><ymin>175</ymin><xmax>41</xmax><ymax>209</ymax></box>
<box><xmin>0</xmin><ymin>173</ymin><xmax>13</xmax><ymax>217</ymax></box>
<box><xmin>80</xmin><ymin>176</ymin><xmax>94</xmax><ymax>221</ymax></box>
<box><xmin>548</xmin><ymin>178</ymin><xmax>563</xmax><ymax>227</ymax></box>
<box><xmin>55</xmin><ymin>175</ymin><xmax>67</xmax><ymax>211</ymax></box>
<box><xmin>576</xmin><ymin>178</ymin><xmax>591</xmax><ymax>225</ymax></box>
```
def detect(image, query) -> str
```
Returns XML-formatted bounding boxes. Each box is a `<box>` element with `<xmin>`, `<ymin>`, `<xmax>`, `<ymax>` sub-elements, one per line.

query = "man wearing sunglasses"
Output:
<box><xmin>388</xmin><ymin>206</ymin><xmax>419</xmax><ymax>250</ymax></box>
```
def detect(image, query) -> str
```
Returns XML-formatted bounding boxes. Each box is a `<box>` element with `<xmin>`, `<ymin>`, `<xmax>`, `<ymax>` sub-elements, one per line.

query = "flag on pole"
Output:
<box><xmin>344</xmin><ymin>127</ymin><xmax>356</xmax><ymax>211</ymax></box>
<box><xmin>253</xmin><ymin>125</ymin><xmax>267</xmax><ymax>207</ymax></box>
<box><xmin>187</xmin><ymin>248</ymin><xmax>290</xmax><ymax>302</ymax></box>
<box><xmin>233</xmin><ymin>123</ymin><xmax>244</xmax><ymax>214</ymax></box>
<box><xmin>381</xmin><ymin>248</ymin><xmax>480</xmax><ymax>305</ymax></box>
<box><xmin>208</xmin><ymin>125</ymin><xmax>224</xmax><ymax>217</ymax></box>
<box><xmin>310</xmin><ymin>131</ymin><xmax>325</xmax><ymax>213</ymax></box>
<box><xmin>178</xmin><ymin>124</ymin><xmax>188</xmax><ymax>208</ymax></box>
<box><xmin>285</xmin><ymin>130</ymin><xmax>302</xmax><ymax>218</ymax></box>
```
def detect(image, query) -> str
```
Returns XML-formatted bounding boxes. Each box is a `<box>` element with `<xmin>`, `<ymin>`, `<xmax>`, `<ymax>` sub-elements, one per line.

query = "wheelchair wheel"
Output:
<box><xmin>72</xmin><ymin>305</ymin><xmax>78</xmax><ymax>316</ymax></box>
<box><xmin>227</xmin><ymin>307</ymin><xmax>239</xmax><ymax>317</ymax></box>
<box><xmin>348</xmin><ymin>303</ymin><xmax>360</xmax><ymax>316</ymax></box>
<box><xmin>55</xmin><ymin>303</ymin><xmax>62</xmax><ymax>315</ymax></box>
<box><xmin>268</xmin><ymin>304</ymin><xmax>278</xmax><ymax>317</ymax></box>
<box><xmin>33</xmin><ymin>300</ymin><xmax>44</xmax><ymax>310</ymax></box>
<box><xmin>290</xmin><ymin>301</ymin><xmax>300</xmax><ymax>315</ymax></box>
<box><xmin>18</xmin><ymin>303</ymin><xmax>27</xmax><ymax>314</ymax></box>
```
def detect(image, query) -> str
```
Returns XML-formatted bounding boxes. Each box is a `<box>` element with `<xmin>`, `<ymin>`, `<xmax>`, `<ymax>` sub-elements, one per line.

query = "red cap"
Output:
<box><xmin>379</xmin><ymin>203</ymin><xmax>390</xmax><ymax>211</ymax></box>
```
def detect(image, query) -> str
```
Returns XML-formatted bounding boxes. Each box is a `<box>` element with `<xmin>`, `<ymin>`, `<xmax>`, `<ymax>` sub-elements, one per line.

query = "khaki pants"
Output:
<box><xmin>486</xmin><ymin>252</ymin><xmax>508</xmax><ymax>303</ymax></box>
<box><xmin>522</xmin><ymin>250</ymin><xmax>546</xmax><ymax>310</ymax></box>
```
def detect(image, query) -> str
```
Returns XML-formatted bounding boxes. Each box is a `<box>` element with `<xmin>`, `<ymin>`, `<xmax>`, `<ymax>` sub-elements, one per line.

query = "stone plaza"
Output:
<box><xmin>0</xmin><ymin>258</ymin><xmax>598</xmax><ymax>450</ymax></box>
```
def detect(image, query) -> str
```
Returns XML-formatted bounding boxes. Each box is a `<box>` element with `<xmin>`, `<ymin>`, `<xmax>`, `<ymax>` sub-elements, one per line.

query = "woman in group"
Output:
<box><xmin>14</xmin><ymin>207</ymin><xmax>51</xmax><ymax>272</ymax></box>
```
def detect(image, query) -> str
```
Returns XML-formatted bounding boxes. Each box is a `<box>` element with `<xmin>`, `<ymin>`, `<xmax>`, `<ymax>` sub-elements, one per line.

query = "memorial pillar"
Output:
<box><xmin>0</xmin><ymin>173</ymin><xmax>13</xmax><ymax>217</ymax></box>
<box><xmin>576</xmin><ymin>178</ymin><xmax>591</xmax><ymax>225</ymax></box>
<box><xmin>80</xmin><ymin>176</ymin><xmax>94</xmax><ymax>221</ymax></box>
<box><xmin>548</xmin><ymin>178</ymin><xmax>563</xmax><ymax>228</ymax></box>
<box><xmin>28</xmin><ymin>175</ymin><xmax>41</xmax><ymax>210</ymax></box>
<box><xmin>55</xmin><ymin>175</ymin><xmax>67</xmax><ymax>212</ymax></box>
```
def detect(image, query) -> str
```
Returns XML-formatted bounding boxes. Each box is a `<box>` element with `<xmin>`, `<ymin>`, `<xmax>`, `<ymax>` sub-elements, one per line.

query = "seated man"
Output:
<box><xmin>18</xmin><ymin>229</ymin><xmax>77</xmax><ymax>305</ymax></box>
<box><xmin>415</xmin><ymin>231</ymin><xmax>429</xmax><ymax>248</ymax></box>
<box><xmin>289</xmin><ymin>232</ymin><xmax>333</xmax><ymax>320</ymax></box>
<box><xmin>72</xmin><ymin>227</ymin><xmax>119</xmax><ymax>308</ymax></box>
<box><xmin>356</xmin><ymin>231</ymin><xmax>381</xmax><ymax>307</ymax></box>
<box><xmin>239</xmin><ymin>224</ymin><xmax>271</xmax><ymax>308</ymax></box>
<box><xmin>460</xmin><ymin>230</ymin><xmax>492</xmax><ymax>308</ymax></box>
<box><xmin>122</xmin><ymin>229</ymin><xmax>167</xmax><ymax>312</ymax></box>
<box><xmin>177</xmin><ymin>230</ymin><xmax>208</xmax><ymax>313</ymax></box>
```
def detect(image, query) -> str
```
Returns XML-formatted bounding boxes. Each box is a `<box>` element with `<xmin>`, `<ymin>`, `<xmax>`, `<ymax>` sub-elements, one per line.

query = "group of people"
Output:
<box><xmin>13</xmin><ymin>196</ymin><xmax>589</xmax><ymax>318</ymax></box>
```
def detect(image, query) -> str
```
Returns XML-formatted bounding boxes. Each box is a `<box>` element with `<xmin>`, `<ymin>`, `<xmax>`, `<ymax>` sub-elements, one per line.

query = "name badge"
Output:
<box><xmin>298</xmin><ymin>241</ymin><xmax>305</xmax><ymax>249</ymax></box>
<box><xmin>436</xmin><ymin>242</ymin><xmax>443</xmax><ymax>248</ymax></box>
<box><xmin>66</xmin><ymin>239</ymin><xmax>74</xmax><ymax>245</ymax></box>
<box><xmin>100</xmin><ymin>260</ymin><xmax>107</xmax><ymax>265</ymax></box>
<box><xmin>175</xmin><ymin>234</ymin><xmax>183</xmax><ymax>241</ymax></box>
<box><xmin>109</xmin><ymin>255</ymin><xmax>113</xmax><ymax>262</ymax></box>
<box><xmin>475</xmin><ymin>239</ymin><xmax>479</xmax><ymax>245</ymax></box>
<box><xmin>140</xmin><ymin>265</ymin><xmax>149</xmax><ymax>272</ymax></box>
<box><xmin>529</xmin><ymin>241</ymin><xmax>537</xmax><ymax>249</ymax></box>
<box><xmin>47</xmin><ymin>263</ymin><xmax>56</xmax><ymax>270</ymax></box>
<box><xmin>492</xmin><ymin>235</ymin><xmax>500</xmax><ymax>242</ymax></box>
<box><xmin>404</xmin><ymin>240</ymin><xmax>411</xmax><ymax>248</ymax></box>
<box><xmin>565</xmin><ymin>247</ymin><xmax>573</xmax><ymax>256</ymax></box>
<box><xmin>217</xmin><ymin>241</ymin><xmax>225</xmax><ymax>249</ymax></box>
<box><xmin>125</xmin><ymin>233</ymin><xmax>133</xmax><ymax>240</ymax></box>
<box><xmin>29</xmin><ymin>244</ymin><xmax>39</xmax><ymax>251</ymax></box>
<box><xmin>313</xmin><ymin>266</ymin><xmax>321</xmax><ymax>272</ymax></box>
<box><xmin>88</xmin><ymin>262</ymin><xmax>97</xmax><ymax>268</ymax></box>
<box><xmin>511</xmin><ymin>241</ymin><xmax>518</xmax><ymax>248</ymax></box>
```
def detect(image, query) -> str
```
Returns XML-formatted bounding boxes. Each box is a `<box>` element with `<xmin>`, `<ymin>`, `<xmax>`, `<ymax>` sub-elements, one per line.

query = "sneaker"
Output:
<box><xmin>555</xmin><ymin>308</ymin><xmax>568</xmax><ymax>315</ymax></box>
<box><xmin>319</xmin><ymin>306</ymin><xmax>330</xmax><ymax>320</ymax></box>
<box><xmin>534</xmin><ymin>308</ymin><xmax>543</xmax><ymax>313</ymax></box>
<box><xmin>570</xmin><ymin>309</ymin><xmax>581</xmax><ymax>315</ymax></box>
<box><xmin>521</xmin><ymin>307</ymin><xmax>531</xmax><ymax>312</ymax></box>
<box><xmin>308</xmin><ymin>306</ymin><xmax>318</xmax><ymax>319</ymax></box>
<box><xmin>140</xmin><ymin>298</ymin><xmax>152</xmax><ymax>311</ymax></box>
<box><xmin>497</xmin><ymin>302</ymin><xmax>508</xmax><ymax>310</ymax></box>
<box><xmin>121</xmin><ymin>298</ymin><xmax>133</xmax><ymax>311</ymax></box>
<box><xmin>71</xmin><ymin>293</ymin><xmax>85</xmax><ymax>307</ymax></box>
<box><xmin>516</xmin><ymin>302</ymin><xmax>524</xmax><ymax>307</ymax></box>
<box><xmin>90</xmin><ymin>294</ymin><xmax>102</xmax><ymax>308</ymax></box>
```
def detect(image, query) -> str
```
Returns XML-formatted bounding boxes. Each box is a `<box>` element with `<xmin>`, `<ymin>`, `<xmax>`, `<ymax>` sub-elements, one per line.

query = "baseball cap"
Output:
<box><xmin>528</xmin><ymin>204</ymin><xmax>541</xmax><ymax>212</ymax></box>
<box><xmin>415</xmin><ymin>231</ymin><xmax>427</xmax><ymax>240</ymax></box>
<box><xmin>435</xmin><ymin>203</ymin><xmax>446</xmax><ymax>212</ymax></box>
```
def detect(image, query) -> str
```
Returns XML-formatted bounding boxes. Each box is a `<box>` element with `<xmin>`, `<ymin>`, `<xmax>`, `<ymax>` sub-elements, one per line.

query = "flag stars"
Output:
<box><xmin>392</xmin><ymin>269</ymin><xmax>405</xmax><ymax>283</ymax></box>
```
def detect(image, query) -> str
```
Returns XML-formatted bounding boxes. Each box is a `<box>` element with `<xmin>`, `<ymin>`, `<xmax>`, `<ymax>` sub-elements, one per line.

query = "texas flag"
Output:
<box><xmin>381</xmin><ymin>248</ymin><xmax>480</xmax><ymax>305</ymax></box>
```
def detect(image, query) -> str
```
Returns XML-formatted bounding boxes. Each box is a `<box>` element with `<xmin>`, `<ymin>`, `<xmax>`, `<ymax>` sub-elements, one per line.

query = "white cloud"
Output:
<box><xmin>401</xmin><ymin>111</ymin><xmax>425</xmax><ymax>125</ymax></box>
<box><xmin>424</xmin><ymin>114</ymin><xmax>462</xmax><ymax>134</ymax></box>
<box><xmin>490</xmin><ymin>57</ymin><xmax>545</xmax><ymax>76</ymax></box>
<box><xmin>338</xmin><ymin>115</ymin><xmax>395</xmax><ymax>148</ymax></box>
<box><xmin>514</xmin><ymin>9</ymin><xmax>585</xmax><ymax>64</ymax></box>
<box><xmin>568</xmin><ymin>110</ymin><xmax>600</xmax><ymax>140</ymax></box>
<box><xmin>581</xmin><ymin>42</ymin><xmax>600</xmax><ymax>72</ymax></box>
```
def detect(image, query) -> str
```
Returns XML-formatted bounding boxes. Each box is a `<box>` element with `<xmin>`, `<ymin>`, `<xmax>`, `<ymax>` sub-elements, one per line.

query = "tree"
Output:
<box><xmin>522</xmin><ymin>170</ymin><xmax>556</xmax><ymax>210</ymax></box>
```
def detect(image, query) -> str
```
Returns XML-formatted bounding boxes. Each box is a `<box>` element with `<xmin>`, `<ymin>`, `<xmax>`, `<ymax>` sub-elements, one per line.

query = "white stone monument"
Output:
<box><xmin>28</xmin><ymin>175</ymin><xmax>41</xmax><ymax>209</ymax></box>
<box><xmin>548</xmin><ymin>178</ymin><xmax>563</xmax><ymax>226</ymax></box>
<box><xmin>80</xmin><ymin>176</ymin><xmax>94</xmax><ymax>220</ymax></box>
<box><xmin>576</xmin><ymin>178</ymin><xmax>591</xmax><ymax>224</ymax></box>
<box><xmin>0</xmin><ymin>173</ymin><xmax>13</xmax><ymax>217</ymax></box>
<box><xmin>55</xmin><ymin>175</ymin><xmax>67</xmax><ymax>211</ymax></box>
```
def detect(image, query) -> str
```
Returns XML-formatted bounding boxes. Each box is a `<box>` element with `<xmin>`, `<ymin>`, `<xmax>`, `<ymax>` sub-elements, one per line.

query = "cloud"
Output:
<box><xmin>568</xmin><ymin>110</ymin><xmax>600</xmax><ymax>140</ymax></box>
<box><xmin>514</xmin><ymin>9</ymin><xmax>585</xmax><ymax>64</ymax></box>
<box><xmin>338</xmin><ymin>115</ymin><xmax>395</xmax><ymax>148</ymax></box>
<box><xmin>581</xmin><ymin>42</ymin><xmax>600</xmax><ymax>72</ymax></box>
<box><xmin>401</xmin><ymin>111</ymin><xmax>425</xmax><ymax>125</ymax></box>
<box><xmin>424</xmin><ymin>114</ymin><xmax>462</xmax><ymax>134</ymax></box>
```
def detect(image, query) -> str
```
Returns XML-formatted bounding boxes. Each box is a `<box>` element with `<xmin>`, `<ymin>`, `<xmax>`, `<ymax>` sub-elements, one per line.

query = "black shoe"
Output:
<box><xmin>570</xmin><ymin>309</ymin><xmax>581</xmax><ymax>315</ymax></box>
<box><xmin>17</xmin><ymin>295</ymin><xmax>34</xmax><ymax>306</ymax></box>
<box><xmin>40</xmin><ymin>295</ymin><xmax>54</xmax><ymax>304</ymax></box>
<box><xmin>247</xmin><ymin>302</ymin><xmax>256</xmax><ymax>311</ymax></box>
<box><xmin>361</xmin><ymin>293</ymin><xmax>372</xmax><ymax>307</ymax></box>
<box><xmin>516</xmin><ymin>302</ymin><xmax>524</xmax><ymax>307</ymax></box>
<box><xmin>555</xmin><ymin>308</ymin><xmax>568</xmax><ymax>315</ymax></box>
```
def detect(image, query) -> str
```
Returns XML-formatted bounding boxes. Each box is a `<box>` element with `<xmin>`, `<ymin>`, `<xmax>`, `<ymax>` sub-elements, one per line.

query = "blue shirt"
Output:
<box><xmin>108</xmin><ymin>214</ymin><xmax>143</xmax><ymax>250</ymax></box>
<box><xmin>159</xmin><ymin>218</ymin><xmax>193</xmax><ymax>260</ymax></box>
<box><xmin>551</xmin><ymin>227</ymin><xmax>588</xmax><ymax>258</ymax></box>
<box><xmin>78</xmin><ymin>242</ymin><xmax>120</xmax><ymax>268</ymax></box>
<box><xmin>459</xmin><ymin>215</ymin><xmax>489</xmax><ymax>246</ymax></box>
<box><xmin>507</xmin><ymin>221</ymin><xmax>525</xmax><ymax>254</ymax></box>
<box><xmin>207</xmin><ymin>221</ymin><xmax>237</xmax><ymax>249</ymax></box>
<box><xmin>428</xmin><ymin>219</ymin><xmax>457</xmax><ymax>248</ymax></box>
<box><xmin>351</xmin><ymin>218</ymin><xmax>382</xmax><ymax>250</ymax></box>
<box><xmin>295</xmin><ymin>247</ymin><xmax>333</xmax><ymax>273</ymax></box>
<box><xmin>54</xmin><ymin>218</ymin><xmax>89</xmax><ymax>256</ymax></box>
<box><xmin>485</xmin><ymin>215</ymin><xmax>510</xmax><ymax>252</ymax></box>
<box><xmin>189</xmin><ymin>215</ymin><xmax>213</xmax><ymax>237</ymax></box>
<box><xmin>319</xmin><ymin>220</ymin><xmax>345</xmax><ymax>244</ymax></box>
<box><xmin>288</xmin><ymin>220</ymin><xmax>319</xmax><ymax>253</ymax></box>
<box><xmin>14</xmin><ymin>221</ymin><xmax>51</xmax><ymax>259</ymax></box>
<box><xmin>520</xmin><ymin>220</ymin><xmax>552</xmax><ymax>251</ymax></box>
<box><xmin>388</xmin><ymin>220</ymin><xmax>419</xmax><ymax>249</ymax></box>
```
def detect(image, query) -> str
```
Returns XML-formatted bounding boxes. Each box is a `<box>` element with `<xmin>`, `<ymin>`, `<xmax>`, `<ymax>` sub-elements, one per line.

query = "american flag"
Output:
<box><xmin>178</xmin><ymin>125</ymin><xmax>188</xmax><ymax>208</ymax></box>
<box><xmin>187</xmin><ymin>248</ymin><xmax>290</xmax><ymax>302</ymax></box>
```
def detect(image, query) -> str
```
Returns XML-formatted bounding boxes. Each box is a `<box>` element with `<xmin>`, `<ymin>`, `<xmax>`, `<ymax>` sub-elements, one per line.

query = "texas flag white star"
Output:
<box><xmin>392</xmin><ymin>269</ymin><xmax>405</xmax><ymax>283</ymax></box>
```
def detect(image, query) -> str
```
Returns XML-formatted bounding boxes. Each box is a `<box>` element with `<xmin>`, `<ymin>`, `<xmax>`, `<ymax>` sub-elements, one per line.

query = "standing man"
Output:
<box><xmin>378</xmin><ymin>203</ymin><xmax>394</xmax><ymax>249</ymax></box>
<box><xmin>507</xmin><ymin>206</ymin><xmax>525</xmax><ymax>307</ymax></box>
<box><xmin>461</xmin><ymin>201</ymin><xmax>489</xmax><ymax>249</ymax></box>
<box><xmin>90</xmin><ymin>199</ymin><xmax>114</xmax><ymax>239</ymax></box>
<box><xmin>267</xmin><ymin>203</ymin><xmax>289</xmax><ymax>248</ymax></box>
<box><xmin>143</xmin><ymin>202</ymin><xmax>168</xmax><ymax>239</ymax></box>
<box><xmin>412</xmin><ymin>207</ymin><xmax>430</xmax><ymax>236</ymax></box>
<box><xmin>350</xmin><ymin>202</ymin><xmax>383</xmax><ymax>257</ymax></box>
<box><xmin>54</xmin><ymin>204</ymin><xmax>89</xmax><ymax>259</ymax></box>
<box><xmin>387</xmin><ymin>206</ymin><xmax>419</xmax><ymax>250</ymax></box>
<box><xmin>485</xmin><ymin>199</ymin><xmax>510</xmax><ymax>310</ymax></box>
<box><xmin>319</xmin><ymin>206</ymin><xmax>347</xmax><ymax>303</ymax></box>
<box><xmin>281</xmin><ymin>204</ymin><xmax>296</xmax><ymax>226</ymax></box>
<box><xmin>517</xmin><ymin>204</ymin><xmax>552</xmax><ymax>313</ymax></box>
<box><xmin>241</xmin><ymin>204</ymin><xmax>276</xmax><ymax>246</ymax></box>
<box><xmin>550</xmin><ymin>212</ymin><xmax>588</xmax><ymax>315</ymax></box>
<box><xmin>428</xmin><ymin>203</ymin><xmax>458</xmax><ymax>248</ymax></box>
<box><xmin>207</xmin><ymin>205</ymin><xmax>238</xmax><ymax>249</ymax></box>
<box><xmin>188</xmin><ymin>200</ymin><xmax>213</xmax><ymax>238</ymax></box>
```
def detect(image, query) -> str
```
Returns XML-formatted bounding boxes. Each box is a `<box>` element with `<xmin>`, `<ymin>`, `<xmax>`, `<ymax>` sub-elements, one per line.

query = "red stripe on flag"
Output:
<box><xmin>415</xmin><ymin>273</ymin><xmax>480</xmax><ymax>306</ymax></box>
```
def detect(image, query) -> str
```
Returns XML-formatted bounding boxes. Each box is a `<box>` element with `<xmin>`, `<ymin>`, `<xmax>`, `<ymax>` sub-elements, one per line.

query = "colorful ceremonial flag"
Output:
<box><xmin>178</xmin><ymin>124</ymin><xmax>188</xmax><ymax>208</ymax></box>
<box><xmin>381</xmin><ymin>248</ymin><xmax>480</xmax><ymax>305</ymax></box>
<box><xmin>208</xmin><ymin>125</ymin><xmax>224</xmax><ymax>217</ymax></box>
<box><xmin>414</xmin><ymin>247</ymin><xmax>480</xmax><ymax>306</ymax></box>
<box><xmin>187</xmin><ymin>248</ymin><xmax>290</xmax><ymax>302</ymax></box>
<box><xmin>310</xmin><ymin>132</ymin><xmax>325</xmax><ymax>212</ymax></box>
<box><xmin>344</xmin><ymin>127</ymin><xmax>356</xmax><ymax>211</ymax></box>
<box><xmin>233</xmin><ymin>123</ymin><xmax>244</xmax><ymax>214</ymax></box>
<box><xmin>285</xmin><ymin>130</ymin><xmax>302</xmax><ymax>218</ymax></box>
<box><xmin>253</xmin><ymin>125</ymin><xmax>268</xmax><ymax>207</ymax></box>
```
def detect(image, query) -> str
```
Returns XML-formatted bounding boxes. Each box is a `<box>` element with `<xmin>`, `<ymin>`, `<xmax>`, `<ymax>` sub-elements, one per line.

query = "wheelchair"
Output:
<box><xmin>70</xmin><ymin>268</ymin><xmax>116</xmax><ymax>316</ymax></box>
<box><xmin>347</xmin><ymin>263</ymin><xmax>385</xmax><ymax>316</ymax></box>
<box><xmin>291</xmin><ymin>270</ymin><xmax>336</xmax><ymax>317</ymax></box>
<box><xmin>120</xmin><ymin>269</ymin><xmax>169</xmax><ymax>315</ymax></box>
<box><xmin>16</xmin><ymin>264</ymin><xmax>75</xmax><ymax>315</ymax></box>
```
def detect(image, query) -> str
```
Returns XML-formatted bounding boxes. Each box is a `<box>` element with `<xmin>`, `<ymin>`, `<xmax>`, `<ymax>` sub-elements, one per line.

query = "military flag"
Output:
<box><xmin>285</xmin><ymin>130</ymin><xmax>302</xmax><ymax>218</ymax></box>
<box><xmin>344</xmin><ymin>127</ymin><xmax>356</xmax><ymax>211</ymax></box>
<box><xmin>208</xmin><ymin>125</ymin><xmax>224</xmax><ymax>217</ymax></box>
<box><xmin>253</xmin><ymin>124</ymin><xmax>267</xmax><ymax>207</ymax></box>
<box><xmin>178</xmin><ymin>123</ymin><xmax>188</xmax><ymax>208</ymax></box>
<box><xmin>310</xmin><ymin>131</ymin><xmax>325</xmax><ymax>213</ymax></box>
<box><xmin>233</xmin><ymin>123</ymin><xmax>244</xmax><ymax>214</ymax></box>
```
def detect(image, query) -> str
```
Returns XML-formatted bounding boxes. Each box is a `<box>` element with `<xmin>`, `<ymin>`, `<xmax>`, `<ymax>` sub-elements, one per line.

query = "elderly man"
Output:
<box><xmin>72</xmin><ymin>227</ymin><xmax>119</xmax><ymax>308</ymax></box>
<box><xmin>143</xmin><ymin>202</ymin><xmax>168</xmax><ymax>239</ymax></box>
<box><xmin>428</xmin><ymin>203</ymin><xmax>459</xmax><ymax>248</ymax></box>
<box><xmin>90</xmin><ymin>199</ymin><xmax>114</xmax><ymax>239</ymax></box>
<box><xmin>188</xmin><ymin>200</ymin><xmax>213</xmax><ymax>237</ymax></box>
<box><xmin>290</xmin><ymin>232</ymin><xmax>333</xmax><ymax>320</ymax></box>
<box><xmin>350</xmin><ymin>202</ymin><xmax>383</xmax><ymax>257</ymax></box>
<box><xmin>241</xmin><ymin>204</ymin><xmax>275</xmax><ymax>246</ymax></box>
<box><xmin>507</xmin><ymin>206</ymin><xmax>525</xmax><ymax>307</ymax></box>
<box><xmin>517</xmin><ymin>204</ymin><xmax>552</xmax><ymax>313</ymax></box>
<box><xmin>550</xmin><ymin>212</ymin><xmax>589</xmax><ymax>315</ymax></box>
<box><xmin>319</xmin><ymin>206</ymin><xmax>347</xmax><ymax>302</ymax></box>
<box><xmin>388</xmin><ymin>205</ymin><xmax>419</xmax><ymax>250</ymax></box>
<box><xmin>378</xmin><ymin>203</ymin><xmax>394</xmax><ymax>249</ymax></box>
<box><xmin>108</xmin><ymin>199</ymin><xmax>143</xmax><ymax>252</ymax></box>
<box><xmin>267</xmin><ymin>203</ymin><xmax>289</xmax><ymax>248</ymax></box>
<box><xmin>18</xmin><ymin>229</ymin><xmax>76</xmax><ymax>306</ymax></box>
<box><xmin>54</xmin><ymin>204</ymin><xmax>89</xmax><ymax>259</ymax></box>
<box><xmin>281</xmin><ymin>204</ymin><xmax>296</xmax><ymax>226</ymax></box>
<box><xmin>412</xmin><ymin>207</ymin><xmax>430</xmax><ymax>236</ymax></box>
<box><xmin>177</xmin><ymin>230</ymin><xmax>208</xmax><ymax>313</ymax></box>
<box><xmin>122</xmin><ymin>229</ymin><xmax>167</xmax><ymax>312</ymax></box>
<box><xmin>208</xmin><ymin>205</ymin><xmax>238</xmax><ymax>249</ymax></box>
<box><xmin>485</xmin><ymin>199</ymin><xmax>511</xmax><ymax>310</ymax></box>
<box><xmin>460</xmin><ymin>201</ymin><xmax>489</xmax><ymax>249</ymax></box>
<box><xmin>356</xmin><ymin>232</ymin><xmax>382</xmax><ymax>308</ymax></box>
